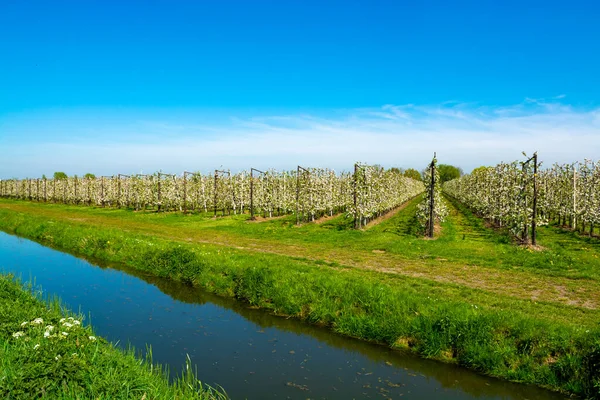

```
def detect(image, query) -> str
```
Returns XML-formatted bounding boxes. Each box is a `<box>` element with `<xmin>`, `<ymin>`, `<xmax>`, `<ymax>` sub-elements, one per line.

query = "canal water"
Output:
<box><xmin>0</xmin><ymin>231</ymin><xmax>566</xmax><ymax>399</ymax></box>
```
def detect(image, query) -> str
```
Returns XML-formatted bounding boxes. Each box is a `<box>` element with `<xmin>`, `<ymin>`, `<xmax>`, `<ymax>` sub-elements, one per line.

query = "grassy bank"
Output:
<box><xmin>1</xmin><ymin>199</ymin><xmax>600</xmax><ymax>397</ymax></box>
<box><xmin>0</xmin><ymin>274</ymin><xmax>226</xmax><ymax>399</ymax></box>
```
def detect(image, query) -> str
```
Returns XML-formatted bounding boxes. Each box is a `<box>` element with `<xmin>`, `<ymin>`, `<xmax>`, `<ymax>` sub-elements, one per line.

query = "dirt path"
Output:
<box><xmin>1</xmin><ymin>201</ymin><xmax>599</xmax><ymax>310</ymax></box>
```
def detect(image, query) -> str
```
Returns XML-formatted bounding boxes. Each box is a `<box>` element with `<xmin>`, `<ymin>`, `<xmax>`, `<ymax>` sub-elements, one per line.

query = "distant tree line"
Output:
<box><xmin>389</xmin><ymin>165</ymin><xmax>463</xmax><ymax>183</ymax></box>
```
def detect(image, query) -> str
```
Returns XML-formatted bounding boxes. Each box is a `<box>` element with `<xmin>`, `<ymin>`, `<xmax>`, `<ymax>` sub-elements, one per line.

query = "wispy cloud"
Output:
<box><xmin>1</xmin><ymin>100</ymin><xmax>599</xmax><ymax>178</ymax></box>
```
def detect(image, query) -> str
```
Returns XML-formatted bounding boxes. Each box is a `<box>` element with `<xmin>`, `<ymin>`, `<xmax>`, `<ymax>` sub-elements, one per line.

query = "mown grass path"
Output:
<box><xmin>1</xmin><ymin>198</ymin><xmax>600</xmax><ymax>321</ymax></box>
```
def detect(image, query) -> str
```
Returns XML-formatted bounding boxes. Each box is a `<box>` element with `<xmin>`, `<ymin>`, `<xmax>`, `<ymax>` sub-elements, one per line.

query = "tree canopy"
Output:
<box><xmin>53</xmin><ymin>172</ymin><xmax>68</xmax><ymax>180</ymax></box>
<box><xmin>471</xmin><ymin>166</ymin><xmax>492</xmax><ymax>175</ymax></box>
<box><xmin>437</xmin><ymin>164</ymin><xmax>463</xmax><ymax>183</ymax></box>
<box><xmin>388</xmin><ymin>167</ymin><xmax>404</xmax><ymax>175</ymax></box>
<box><xmin>403</xmin><ymin>168</ymin><xmax>421</xmax><ymax>181</ymax></box>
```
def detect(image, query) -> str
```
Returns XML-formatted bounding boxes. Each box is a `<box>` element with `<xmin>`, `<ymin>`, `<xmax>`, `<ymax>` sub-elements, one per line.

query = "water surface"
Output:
<box><xmin>0</xmin><ymin>231</ymin><xmax>566</xmax><ymax>399</ymax></box>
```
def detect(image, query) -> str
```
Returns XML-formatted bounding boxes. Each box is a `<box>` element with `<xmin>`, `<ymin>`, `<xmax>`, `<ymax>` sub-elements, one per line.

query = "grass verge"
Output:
<box><xmin>0</xmin><ymin>274</ymin><xmax>226</xmax><ymax>399</ymax></box>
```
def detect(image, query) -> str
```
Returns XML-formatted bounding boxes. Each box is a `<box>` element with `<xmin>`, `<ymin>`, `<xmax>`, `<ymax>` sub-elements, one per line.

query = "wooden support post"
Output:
<box><xmin>118</xmin><ymin>175</ymin><xmax>122</xmax><ymax>208</ymax></box>
<box><xmin>295</xmin><ymin>166</ymin><xmax>309</xmax><ymax>225</ymax></box>
<box><xmin>214</xmin><ymin>170</ymin><xmax>219</xmax><ymax>217</ymax></box>
<box><xmin>87</xmin><ymin>177</ymin><xmax>91</xmax><ymax>205</ymax></box>
<box><xmin>226</xmin><ymin>171</ymin><xmax>231</xmax><ymax>216</ymax></box>
<box><xmin>353</xmin><ymin>163</ymin><xmax>367</xmax><ymax>229</ymax></box>
<box><xmin>251</xmin><ymin>169</ymin><xmax>255</xmax><ymax>219</ymax></box>
<box><xmin>573</xmin><ymin>163</ymin><xmax>577</xmax><ymax>231</ymax></box>
<box><xmin>101</xmin><ymin>176</ymin><xmax>105</xmax><ymax>207</ymax></box>
<box><xmin>213</xmin><ymin>169</ymin><xmax>230</xmax><ymax>217</ymax></box>
<box><xmin>296</xmin><ymin>166</ymin><xmax>300</xmax><ymax>225</ymax></box>
<box><xmin>531</xmin><ymin>152</ymin><xmax>538</xmax><ymax>246</ymax></box>
<box><xmin>157</xmin><ymin>173</ymin><xmax>162</xmax><ymax>212</ymax></box>
<box><xmin>353</xmin><ymin>164</ymin><xmax>358</xmax><ymax>229</ymax></box>
<box><xmin>428</xmin><ymin>154</ymin><xmax>436</xmax><ymax>238</ymax></box>
<box><xmin>117</xmin><ymin>174</ymin><xmax>130</xmax><ymax>208</ymax></box>
<box><xmin>183</xmin><ymin>172</ymin><xmax>188</xmax><ymax>213</ymax></box>
<box><xmin>250</xmin><ymin>168</ymin><xmax>265</xmax><ymax>220</ymax></box>
<box><xmin>521</xmin><ymin>161</ymin><xmax>528</xmax><ymax>242</ymax></box>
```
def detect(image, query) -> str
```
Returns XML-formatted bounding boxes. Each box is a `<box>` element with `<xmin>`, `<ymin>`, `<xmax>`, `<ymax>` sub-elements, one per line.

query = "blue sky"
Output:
<box><xmin>1</xmin><ymin>0</ymin><xmax>599</xmax><ymax>177</ymax></box>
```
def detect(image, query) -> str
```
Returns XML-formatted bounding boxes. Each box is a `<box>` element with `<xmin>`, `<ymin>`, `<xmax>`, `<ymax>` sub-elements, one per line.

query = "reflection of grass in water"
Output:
<box><xmin>0</xmin><ymin>199</ymin><xmax>599</xmax><ymax>398</ymax></box>
<box><xmin>0</xmin><ymin>274</ymin><xmax>226</xmax><ymax>399</ymax></box>
<box><xmin>144</xmin><ymin>276</ymin><xmax>558</xmax><ymax>399</ymax></box>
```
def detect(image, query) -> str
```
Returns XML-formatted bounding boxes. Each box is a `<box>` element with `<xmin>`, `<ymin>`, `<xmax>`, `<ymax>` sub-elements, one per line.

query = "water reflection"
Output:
<box><xmin>0</xmin><ymin>232</ymin><xmax>566</xmax><ymax>399</ymax></box>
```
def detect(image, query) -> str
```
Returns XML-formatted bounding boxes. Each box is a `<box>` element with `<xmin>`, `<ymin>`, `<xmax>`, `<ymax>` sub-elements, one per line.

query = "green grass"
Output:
<box><xmin>23</xmin><ymin>194</ymin><xmax>600</xmax><ymax>282</ymax></box>
<box><xmin>1</xmin><ymin>198</ymin><xmax>600</xmax><ymax>397</ymax></box>
<box><xmin>444</xmin><ymin>195</ymin><xmax>600</xmax><ymax>279</ymax></box>
<box><xmin>5</xmin><ymin>196</ymin><xmax>599</xmax><ymax>280</ymax></box>
<box><xmin>0</xmin><ymin>274</ymin><xmax>227</xmax><ymax>399</ymax></box>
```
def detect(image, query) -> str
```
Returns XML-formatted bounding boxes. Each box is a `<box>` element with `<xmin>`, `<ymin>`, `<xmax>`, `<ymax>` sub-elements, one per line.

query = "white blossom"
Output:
<box><xmin>2</xmin><ymin>168</ymin><xmax>424</xmax><ymax>223</ymax></box>
<box><xmin>441</xmin><ymin>154</ymin><xmax>594</xmax><ymax>242</ymax></box>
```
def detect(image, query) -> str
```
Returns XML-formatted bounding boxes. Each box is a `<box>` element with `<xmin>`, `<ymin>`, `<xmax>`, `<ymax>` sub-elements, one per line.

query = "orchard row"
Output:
<box><xmin>0</xmin><ymin>165</ymin><xmax>424</xmax><ymax>225</ymax></box>
<box><xmin>444</xmin><ymin>154</ymin><xmax>600</xmax><ymax>242</ymax></box>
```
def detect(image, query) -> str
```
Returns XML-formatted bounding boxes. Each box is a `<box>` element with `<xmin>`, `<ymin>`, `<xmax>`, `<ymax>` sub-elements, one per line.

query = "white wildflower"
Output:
<box><xmin>88</xmin><ymin>336</ymin><xmax>96</xmax><ymax>341</ymax></box>
<box><xmin>45</xmin><ymin>325</ymin><xmax>54</xmax><ymax>332</ymax></box>
<box><xmin>61</xmin><ymin>332</ymin><xmax>68</xmax><ymax>336</ymax></box>
<box><xmin>73</xmin><ymin>320</ymin><xmax>81</xmax><ymax>326</ymax></box>
<box><xmin>20</xmin><ymin>321</ymin><xmax>29</xmax><ymax>327</ymax></box>
<box><xmin>33</xmin><ymin>344</ymin><xmax>40</xmax><ymax>350</ymax></box>
<box><xmin>62</xmin><ymin>322</ymin><xmax>73</xmax><ymax>328</ymax></box>
<box><xmin>55</xmin><ymin>355</ymin><xmax>61</xmax><ymax>361</ymax></box>
<box><xmin>59</xmin><ymin>318</ymin><xmax>66</xmax><ymax>323</ymax></box>
<box><xmin>12</xmin><ymin>331</ymin><xmax>25</xmax><ymax>338</ymax></box>
<box><xmin>31</xmin><ymin>318</ymin><xmax>44</xmax><ymax>325</ymax></box>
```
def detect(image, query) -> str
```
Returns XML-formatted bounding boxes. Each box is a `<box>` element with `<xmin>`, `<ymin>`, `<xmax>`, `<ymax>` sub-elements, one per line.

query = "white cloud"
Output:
<box><xmin>1</xmin><ymin>100</ymin><xmax>599</xmax><ymax>178</ymax></box>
